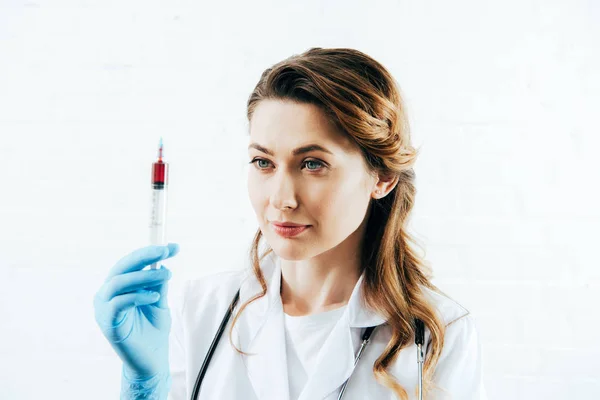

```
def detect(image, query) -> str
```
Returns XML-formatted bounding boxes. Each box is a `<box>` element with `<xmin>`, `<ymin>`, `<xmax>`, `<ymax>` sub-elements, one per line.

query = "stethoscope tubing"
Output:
<box><xmin>190</xmin><ymin>289</ymin><xmax>240</xmax><ymax>400</ymax></box>
<box><xmin>336</xmin><ymin>326</ymin><xmax>376</xmax><ymax>399</ymax></box>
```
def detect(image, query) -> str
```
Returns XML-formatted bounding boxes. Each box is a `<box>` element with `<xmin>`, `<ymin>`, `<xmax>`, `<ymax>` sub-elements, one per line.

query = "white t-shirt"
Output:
<box><xmin>283</xmin><ymin>305</ymin><xmax>348</xmax><ymax>400</ymax></box>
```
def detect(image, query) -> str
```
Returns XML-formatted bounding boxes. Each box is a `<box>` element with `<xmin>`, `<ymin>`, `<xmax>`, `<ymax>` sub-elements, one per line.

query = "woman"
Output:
<box><xmin>94</xmin><ymin>47</ymin><xmax>487</xmax><ymax>399</ymax></box>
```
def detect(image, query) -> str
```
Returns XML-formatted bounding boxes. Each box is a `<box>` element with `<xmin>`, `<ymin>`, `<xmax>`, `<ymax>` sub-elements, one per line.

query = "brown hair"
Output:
<box><xmin>227</xmin><ymin>47</ymin><xmax>446</xmax><ymax>399</ymax></box>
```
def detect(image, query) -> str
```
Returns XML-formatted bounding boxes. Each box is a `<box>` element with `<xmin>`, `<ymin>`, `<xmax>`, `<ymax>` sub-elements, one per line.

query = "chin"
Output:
<box><xmin>270</xmin><ymin>242</ymin><xmax>311</xmax><ymax>261</ymax></box>
<box><xmin>266</xmin><ymin>234</ymin><xmax>317</xmax><ymax>261</ymax></box>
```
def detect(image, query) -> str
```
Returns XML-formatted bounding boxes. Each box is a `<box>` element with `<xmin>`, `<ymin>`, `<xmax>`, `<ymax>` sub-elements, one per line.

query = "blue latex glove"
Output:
<box><xmin>93</xmin><ymin>243</ymin><xmax>180</xmax><ymax>398</ymax></box>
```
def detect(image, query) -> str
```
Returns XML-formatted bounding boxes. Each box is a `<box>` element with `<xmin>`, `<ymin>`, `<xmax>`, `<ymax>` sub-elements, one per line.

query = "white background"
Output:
<box><xmin>1</xmin><ymin>0</ymin><xmax>599</xmax><ymax>398</ymax></box>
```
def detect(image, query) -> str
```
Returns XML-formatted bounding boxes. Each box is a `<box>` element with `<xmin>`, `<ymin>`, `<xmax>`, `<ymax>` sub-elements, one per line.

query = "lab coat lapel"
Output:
<box><xmin>298</xmin><ymin>273</ymin><xmax>388</xmax><ymax>400</ymax></box>
<box><xmin>234</xmin><ymin>252</ymin><xmax>290</xmax><ymax>400</ymax></box>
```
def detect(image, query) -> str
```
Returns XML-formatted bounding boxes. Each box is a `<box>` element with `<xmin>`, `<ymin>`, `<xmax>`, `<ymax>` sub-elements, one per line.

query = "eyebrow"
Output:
<box><xmin>248</xmin><ymin>143</ymin><xmax>334</xmax><ymax>156</ymax></box>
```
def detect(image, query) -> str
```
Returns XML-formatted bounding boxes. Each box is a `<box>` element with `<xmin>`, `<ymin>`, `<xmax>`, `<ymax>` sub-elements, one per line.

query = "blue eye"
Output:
<box><xmin>304</xmin><ymin>160</ymin><xmax>323</xmax><ymax>170</ymax></box>
<box><xmin>256</xmin><ymin>159</ymin><xmax>270</xmax><ymax>169</ymax></box>
<box><xmin>248</xmin><ymin>158</ymin><xmax>271</xmax><ymax>169</ymax></box>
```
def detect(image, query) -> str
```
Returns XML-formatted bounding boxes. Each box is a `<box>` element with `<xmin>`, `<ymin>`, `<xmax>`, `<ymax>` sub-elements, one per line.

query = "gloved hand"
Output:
<box><xmin>93</xmin><ymin>244</ymin><xmax>180</xmax><ymax>387</ymax></box>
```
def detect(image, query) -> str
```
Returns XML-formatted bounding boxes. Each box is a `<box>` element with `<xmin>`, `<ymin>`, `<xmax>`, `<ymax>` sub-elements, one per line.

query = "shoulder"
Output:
<box><xmin>182</xmin><ymin>268</ymin><xmax>249</xmax><ymax>309</ymax></box>
<box><xmin>419</xmin><ymin>286</ymin><xmax>487</xmax><ymax>397</ymax></box>
<box><xmin>420</xmin><ymin>287</ymin><xmax>487</xmax><ymax>398</ymax></box>
<box><xmin>420</xmin><ymin>285</ymin><xmax>471</xmax><ymax>327</ymax></box>
<box><xmin>168</xmin><ymin>268</ymin><xmax>249</xmax><ymax>316</ymax></box>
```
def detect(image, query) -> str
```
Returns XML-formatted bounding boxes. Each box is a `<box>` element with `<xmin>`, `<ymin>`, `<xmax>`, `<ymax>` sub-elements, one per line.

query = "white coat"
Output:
<box><xmin>167</xmin><ymin>251</ymin><xmax>487</xmax><ymax>400</ymax></box>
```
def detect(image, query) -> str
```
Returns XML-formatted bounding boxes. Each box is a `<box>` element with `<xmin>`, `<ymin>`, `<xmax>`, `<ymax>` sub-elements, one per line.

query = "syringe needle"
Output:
<box><xmin>158</xmin><ymin>137</ymin><xmax>164</xmax><ymax>161</ymax></box>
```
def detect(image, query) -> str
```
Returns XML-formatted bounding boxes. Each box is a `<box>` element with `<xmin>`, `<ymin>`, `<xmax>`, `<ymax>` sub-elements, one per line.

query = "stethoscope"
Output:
<box><xmin>191</xmin><ymin>288</ymin><xmax>426</xmax><ymax>400</ymax></box>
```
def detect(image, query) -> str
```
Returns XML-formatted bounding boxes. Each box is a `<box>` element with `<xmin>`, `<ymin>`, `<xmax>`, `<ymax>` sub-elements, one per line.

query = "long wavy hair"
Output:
<box><xmin>227</xmin><ymin>47</ymin><xmax>447</xmax><ymax>399</ymax></box>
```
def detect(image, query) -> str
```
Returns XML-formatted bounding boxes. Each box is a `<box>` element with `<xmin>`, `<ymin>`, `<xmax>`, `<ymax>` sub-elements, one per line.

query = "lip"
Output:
<box><xmin>271</xmin><ymin>223</ymin><xmax>310</xmax><ymax>238</ymax></box>
<box><xmin>272</xmin><ymin>221</ymin><xmax>308</xmax><ymax>227</ymax></box>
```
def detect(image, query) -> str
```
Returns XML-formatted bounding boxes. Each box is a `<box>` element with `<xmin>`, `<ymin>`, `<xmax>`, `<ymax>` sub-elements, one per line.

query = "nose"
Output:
<box><xmin>270</xmin><ymin>173</ymin><xmax>298</xmax><ymax>210</ymax></box>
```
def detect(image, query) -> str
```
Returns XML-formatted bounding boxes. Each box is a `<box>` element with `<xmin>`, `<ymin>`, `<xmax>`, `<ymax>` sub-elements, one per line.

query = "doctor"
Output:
<box><xmin>94</xmin><ymin>47</ymin><xmax>487</xmax><ymax>399</ymax></box>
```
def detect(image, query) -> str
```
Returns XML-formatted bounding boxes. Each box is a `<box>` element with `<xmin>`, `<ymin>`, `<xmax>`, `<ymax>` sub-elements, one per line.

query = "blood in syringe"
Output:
<box><xmin>152</xmin><ymin>137</ymin><xmax>168</xmax><ymax>187</ymax></box>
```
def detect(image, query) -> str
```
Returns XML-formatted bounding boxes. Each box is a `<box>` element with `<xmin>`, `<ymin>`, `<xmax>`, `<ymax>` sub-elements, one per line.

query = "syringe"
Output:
<box><xmin>149</xmin><ymin>137</ymin><xmax>169</xmax><ymax>270</ymax></box>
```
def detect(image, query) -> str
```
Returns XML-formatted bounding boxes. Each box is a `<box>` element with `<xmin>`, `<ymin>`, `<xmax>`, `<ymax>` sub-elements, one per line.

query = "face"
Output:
<box><xmin>247</xmin><ymin>99</ymin><xmax>382</xmax><ymax>261</ymax></box>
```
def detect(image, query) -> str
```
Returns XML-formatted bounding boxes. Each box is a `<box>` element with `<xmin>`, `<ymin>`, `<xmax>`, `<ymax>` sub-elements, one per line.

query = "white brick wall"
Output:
<box><xmin>1</xmin><ymin>0</ymin><xmax>598</xmax><ymax>398</ymax></box>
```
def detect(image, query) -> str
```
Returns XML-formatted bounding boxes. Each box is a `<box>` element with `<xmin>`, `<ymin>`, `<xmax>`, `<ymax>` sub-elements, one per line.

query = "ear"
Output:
<box><xmin>372</xmin><ymin>173</ymin><xmax>400</xmax><ymax>199</ymax></box>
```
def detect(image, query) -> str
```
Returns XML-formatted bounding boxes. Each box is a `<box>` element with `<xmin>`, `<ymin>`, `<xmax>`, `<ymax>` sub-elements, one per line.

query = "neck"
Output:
<box><xmin>279</xmin><ymin>230</ymin><xmax>364</xmax><ymax>317</ymax></box>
